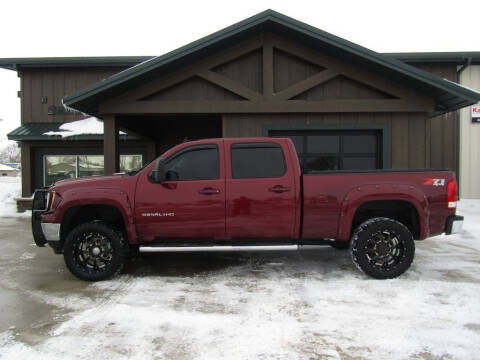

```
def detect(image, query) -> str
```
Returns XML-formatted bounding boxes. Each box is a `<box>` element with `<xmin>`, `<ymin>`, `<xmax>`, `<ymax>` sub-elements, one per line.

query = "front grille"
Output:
<box><xmin>32</xmin><ymin>189</ymin><xmax>50</xmax><ymax>211</ymax></box>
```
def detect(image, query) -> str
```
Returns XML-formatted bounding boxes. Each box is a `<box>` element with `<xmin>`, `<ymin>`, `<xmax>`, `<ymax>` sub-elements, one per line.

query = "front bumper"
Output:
<box><xmin>445</xmin><ymin>215</ymin><xmax>464</xmax><ymax>235</ymax></box>
<box><xmin>41</xmin><ymin>223</ymin><xmax>61</xmax><ymax>241</ymax></box>
<box><xmin>31</xmin><ymin>189</ymin><xmax>62</xmax><ymax>252</ymax></box>
<box><xmin>32</xmin><ymin>189</ymin><xmax>49</xmax><ymax>247</ymax></box>
<box><xmin>32</xmin><ymin>215</ymin><xmax>62</xmax><ymax>253</ymax></box>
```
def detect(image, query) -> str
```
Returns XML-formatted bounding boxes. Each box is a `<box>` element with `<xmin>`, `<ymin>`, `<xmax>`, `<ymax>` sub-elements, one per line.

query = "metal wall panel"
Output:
<box><xmin>459</xmin><ymin>65</ymin><xmax>480</xmax><ymax>198</ymax></box>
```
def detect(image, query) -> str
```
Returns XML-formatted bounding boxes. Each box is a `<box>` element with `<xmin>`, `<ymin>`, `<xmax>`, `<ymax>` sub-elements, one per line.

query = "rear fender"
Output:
<box><xmin>41</xmin><ymin>187</ymin><xmax>138</xmax><ymax>243</ymax></box>
<box><xmin>337</xmin><ymin>183</ymin><xmax>428</xmax><ymax>241</ymax></box>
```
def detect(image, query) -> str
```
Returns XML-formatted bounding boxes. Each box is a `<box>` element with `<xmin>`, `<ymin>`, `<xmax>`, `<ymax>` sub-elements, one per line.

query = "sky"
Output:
<box><xmin>0</xmin><ymin>0</ymin><xmax>479</xmax><ymax>147</ymax></box>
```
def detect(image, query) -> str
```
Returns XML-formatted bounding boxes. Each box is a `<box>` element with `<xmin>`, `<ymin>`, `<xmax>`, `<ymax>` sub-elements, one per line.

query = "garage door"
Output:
<box><xmin>270</xmin><ymin>130</ymin><xmax>382</xmax><ymax>172</ymax></box>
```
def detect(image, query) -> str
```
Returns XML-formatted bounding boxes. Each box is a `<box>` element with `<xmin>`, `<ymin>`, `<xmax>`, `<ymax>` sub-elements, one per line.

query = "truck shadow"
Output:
<box><xmin>123</xmin><ymin>247</ymin><xmax>356</xmax><ymax>279</ymax></box>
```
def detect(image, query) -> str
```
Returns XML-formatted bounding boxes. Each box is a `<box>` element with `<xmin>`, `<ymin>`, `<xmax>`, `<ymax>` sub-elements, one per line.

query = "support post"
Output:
<box><xmin>103</xmin><ymin>115</ymin><xmax>119</xmax><ymax>175</ymax></box>
<box><xmin>20</xmin><ymin>143</ymin><xmax>32</xmax><ymax>197</ymax></box>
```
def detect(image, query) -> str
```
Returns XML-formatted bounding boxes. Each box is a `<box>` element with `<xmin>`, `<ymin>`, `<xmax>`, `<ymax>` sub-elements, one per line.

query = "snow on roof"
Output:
<box><xmin>43</xmin><ymin>117</ymin><xmax>125</xmax><ymax>138</ymax></box>
<box><xmin>0</xmin><ymin>164</ymin><xmax>17</xmax><ymax>171</ymax></box>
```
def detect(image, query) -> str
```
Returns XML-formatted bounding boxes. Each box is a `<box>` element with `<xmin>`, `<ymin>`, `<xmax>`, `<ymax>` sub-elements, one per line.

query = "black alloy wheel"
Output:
<box><xmin>64</xmin><ymin>222</ymin><xmax>127</xmax><ymax>281</ymax></box>
<box><xmin>351</xmin><ymin>217</ymin><xmax>415</xmax><ymax>279</ymax></box>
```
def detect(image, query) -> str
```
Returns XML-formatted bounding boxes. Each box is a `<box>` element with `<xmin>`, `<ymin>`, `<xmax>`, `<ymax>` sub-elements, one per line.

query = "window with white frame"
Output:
<box><xmin>43</xmin><ymin>154</ymin><xmax>143</xmax><ymax>185</ymax></box>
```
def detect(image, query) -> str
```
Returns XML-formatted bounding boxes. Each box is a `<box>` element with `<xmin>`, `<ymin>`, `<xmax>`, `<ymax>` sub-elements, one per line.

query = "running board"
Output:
<box><xmin>139</xmin><ymin>244</ymin><xmax>326</xmax><ymax>253</ymax></box>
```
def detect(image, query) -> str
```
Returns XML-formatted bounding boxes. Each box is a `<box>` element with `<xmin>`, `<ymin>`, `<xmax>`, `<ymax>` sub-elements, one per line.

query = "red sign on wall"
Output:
<box><xmin>472</xmin><ymin>106</ymin><xmax>480</xmax><ymax>123</ymax></box>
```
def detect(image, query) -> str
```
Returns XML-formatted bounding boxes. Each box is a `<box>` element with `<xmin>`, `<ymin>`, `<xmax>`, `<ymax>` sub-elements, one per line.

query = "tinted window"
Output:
<box><xmin>343</xmin><ymin>157</ymin><xmax>377</xmax><ymax>170</ymax></box>
<box><xmin>271</xmin><ymin>130</ymin><xmax>381</xmax><ymax>172</ymax></box>
<box><xmin>165</xmin><ymin>146</ymin><xmax>219</xmax><ymax>181</ymax></box>
<box><xmin>231</xmin><ymin>144</ymin><xmax>286</xmax><ymax>179</ymax></box>
<box><xmin>304</xmin><ymin>156</ymin><xmax>338</xmax><ymax>171</ymax></box>
<box><xmin>343</xmin><ymin>135</ymin><xmax>376</xmax><ymax>153</ymax></box>
<box><xmin>306</xmin><ymin>135</ymin><xmax>339</xmax><ymax>153</ymax></box>
<box><xmin>287</xmin><ymin>135</ymin><xmax>303</xmax><ymax>153</ymax></box>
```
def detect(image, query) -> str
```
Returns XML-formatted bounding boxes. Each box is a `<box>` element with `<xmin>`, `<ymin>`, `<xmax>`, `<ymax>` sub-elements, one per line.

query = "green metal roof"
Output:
<box><xmin>58</xmin><ymin>10</ymin><xmax>479</xmax><ymax>116</ymax></box>
<box><xmin>1</xmin><ymin>52</ymin><xmax>478</xmax><ymax>71</ymax></box>
<box><xmin>0</xmin><ymin>56</ymin><xmax>153</xmax><ymax>71</ymax></box>
<box><xmin>385</xmin><ymin>52</ymin><xmax>480</xmax><ymax>65</ymax></box>
<box><xmin>7</xmin><ymin>122</ymin><xmax>141</xmax><ymax>141</ymax></box>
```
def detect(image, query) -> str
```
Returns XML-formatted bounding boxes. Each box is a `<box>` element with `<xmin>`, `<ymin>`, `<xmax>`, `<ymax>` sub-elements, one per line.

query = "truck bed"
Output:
<box><xmin>302</xmin><ymin>169</ymin><xmax>455</xmax><ymax>240</ymax></box>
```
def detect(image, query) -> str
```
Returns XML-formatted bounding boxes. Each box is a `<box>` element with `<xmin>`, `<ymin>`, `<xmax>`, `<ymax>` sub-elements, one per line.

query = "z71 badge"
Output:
<box><xmin>423</xmin><ymin>178</ymin><xmax>445</xmax><ymax>186</ymax></box>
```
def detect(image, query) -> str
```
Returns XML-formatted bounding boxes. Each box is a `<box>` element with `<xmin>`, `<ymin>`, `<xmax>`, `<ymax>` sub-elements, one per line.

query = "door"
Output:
<box><xmin>135</xmin><ymin>142</ymin><xmax>226</xmax><ymax>241</ymax></box>
<box><xmin>225</xmin><ymin>140</ymin><xmax>296</xmax><ymax>239</ymax></box>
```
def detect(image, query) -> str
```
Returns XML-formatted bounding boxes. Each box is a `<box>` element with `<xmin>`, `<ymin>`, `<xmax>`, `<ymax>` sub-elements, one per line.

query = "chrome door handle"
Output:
<box><xmin>268</xmin><ymin>185</ymin><xmax>291</xmax><ymax>193</ymax></box>
<box><xmin>199</xmin><ymin>187</ymin><xmax>220</xmax><ymax>195</ymax></box>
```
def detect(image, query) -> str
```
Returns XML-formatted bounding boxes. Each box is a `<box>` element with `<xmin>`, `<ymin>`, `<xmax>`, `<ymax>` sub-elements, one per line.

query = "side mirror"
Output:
<box><xmin>148</xmin><ymin>159</ymin><xmax>166</xmax><ymax>183</ymax></box>
<box><xmin>165</xmin><ymin>170</ymin><xmax>179</xmax><ymax>181</ymax></box>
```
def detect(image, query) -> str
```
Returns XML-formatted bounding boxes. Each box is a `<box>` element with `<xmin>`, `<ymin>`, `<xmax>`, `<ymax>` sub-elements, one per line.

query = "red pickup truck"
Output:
<box><xmin>32</xmin><ymin>137</ymin><xmax>463</xmax><ymax>281</ymax></box>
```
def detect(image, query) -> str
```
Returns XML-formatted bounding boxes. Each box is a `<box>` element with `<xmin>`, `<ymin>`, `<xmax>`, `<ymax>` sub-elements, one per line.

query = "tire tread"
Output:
<box><xmin>351</xmin><ymin>217</ymin><xmax>415</xmax><ymax>279</ymax></box>
<box><xmin>63</xmin><ymin>221</ymin><xmax>127</xmax><ymax>281</ymax></box>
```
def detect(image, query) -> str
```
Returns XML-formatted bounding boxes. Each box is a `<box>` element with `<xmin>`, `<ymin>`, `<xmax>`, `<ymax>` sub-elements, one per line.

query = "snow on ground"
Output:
<box><xmin>0</xmin><ymin>176</ymin><xmax>30</xmax><ymax>219</ymax></box>
<box><xmin>43</xmin><ymin>117</ymin><xmax>125</xmax><ymax>138</ymax></box>
<box><xmin>0</xmin><ymin>176</ymin><xmax>479</xmax><ymax>359</ymax></box>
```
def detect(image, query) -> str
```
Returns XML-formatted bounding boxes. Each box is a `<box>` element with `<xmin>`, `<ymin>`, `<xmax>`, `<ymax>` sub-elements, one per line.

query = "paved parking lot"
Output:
<box><xmin>0</xmin><ymin>202</ymin><xmax>479</xmax><ymax>360</ymax></box>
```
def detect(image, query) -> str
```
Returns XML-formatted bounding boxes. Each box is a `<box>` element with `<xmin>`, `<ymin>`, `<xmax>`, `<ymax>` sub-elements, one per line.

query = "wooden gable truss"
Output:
<box><xmin>99</xmin><ymin>34</ymin><xmax>434</xmax><ymax>115</ymax></box>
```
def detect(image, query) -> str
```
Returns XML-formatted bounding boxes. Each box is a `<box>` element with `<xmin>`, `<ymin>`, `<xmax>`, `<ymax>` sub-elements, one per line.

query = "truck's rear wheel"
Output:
<box><xmin>63</xmin><ymin>222</ymin><xmax>126</xmax><ymax>281</ymax></box>
<box><xmin>351</xmin><ymin>217</ymin><xmax>415</xmax><ymax>279</ymax></box>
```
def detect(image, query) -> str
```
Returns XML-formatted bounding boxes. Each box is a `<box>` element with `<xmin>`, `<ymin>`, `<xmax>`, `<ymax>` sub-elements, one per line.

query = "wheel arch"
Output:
<box><xmin>61</xmin><ymin>204</ymin><xmax>124</xmax><ymax>239</ymax></box>
<box><xmin>54</xmin><ymin>188</ymin><xmax>138</xmax><ymax>247</ymax></box>
<box><xmin>337</xmin><ymin>184</ymin><xmax>428</xmax><ymax>241</ymax></box>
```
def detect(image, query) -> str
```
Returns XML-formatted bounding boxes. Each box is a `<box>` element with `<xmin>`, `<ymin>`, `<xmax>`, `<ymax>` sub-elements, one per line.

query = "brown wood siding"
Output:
<box><xmin>273</xmin><ymin>48</ymin><xmax>323</xmax><ymax>92</ymax></box>
<box><xmin>409</xmin><ymin>63</ymin><xmax>458</xmax><ymax>172</ymax></box>
<box><xmin>141</xmin><ymin>76</ymin><xmax>245</xmax><ymax>101</ymax></box>
<box><xmin>20</xmin><ymin>67</ymin><xmax>125</xmax><ymax>124</ymax></box>
<box><xmin>292</xmin><ymin>75</ymin><xmax>395</xmax><ymax>100</ymax></box>
<box><xmin>222</xmin><ymin>112</ymin><xmax>431</xmax><ymax>169</ymax></box>
<box><xmin>213</xmin><ymin>50</ymin><xmax>263</xmax><ymax>93</ymax></box>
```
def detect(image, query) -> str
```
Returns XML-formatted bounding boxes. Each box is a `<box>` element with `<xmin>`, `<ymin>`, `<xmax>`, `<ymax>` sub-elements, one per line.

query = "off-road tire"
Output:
<box><xmin>63</xmin><ymin>222</ymin><xmax>127</xmax><ymax>281</ymax></box>
<box><xmin>351</xmin><ymin>217</ymin><xmax>415</xmax><ymax>279</ymax></box>
<box><xmin>330</xmin><ymin>240</ymin><xmax>350</xmax><ymax>250</ymax></box>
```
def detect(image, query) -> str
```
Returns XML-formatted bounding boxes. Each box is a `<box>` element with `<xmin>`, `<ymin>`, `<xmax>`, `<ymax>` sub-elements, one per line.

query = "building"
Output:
<box><xmin>458</xmin><ymin>57</ymin><xmax>480</xmax><ymax>198</ymax></box>
<box><xmin>4</xmin><ymin>163</ymin><xmax>20</xmax><ymax>169</ymax></box>
<box><xmin>2</xmin><ymin>57</ymin><xmax>155</xmax><ymax>198</ymax></box>
<box><xmin>387</xmin><ymin>52</ymin><xmax>480</xmax><ymax>199</ymax></box>
<box><xmin>0</xmin><ymin>164</ymin><xmax>18</xmax><ymax>177</ymax></box>
<box><xmin>1</xmin><ymin>10</ymin><xmax>480</xmax><ymax>204</ymax></box>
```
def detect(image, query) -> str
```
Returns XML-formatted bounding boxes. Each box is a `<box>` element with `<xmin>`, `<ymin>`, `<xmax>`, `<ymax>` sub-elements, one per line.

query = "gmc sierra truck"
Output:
<box><xmin>32</xmin><ymin>137</ymin><xmax>463</xmax><ymax>281</ymax></box>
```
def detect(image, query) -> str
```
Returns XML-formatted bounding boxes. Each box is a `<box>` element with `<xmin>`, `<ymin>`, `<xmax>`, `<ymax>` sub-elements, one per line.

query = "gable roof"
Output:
<box><xmin>0</xmin><ymin>56</ymin><xmax>153</xmax><ymax>71</ymax></box>
<box><xmin>1</xmin><ymin>52</ymin><xmax>478</xmax><ymax>71</ymax></box>
<box><xmin>62</xmin><ymin>9</ymin><xmax>480</xmax><ymax>117</ymax></box>
<box><xmin>385</xmin><ymin>52</ymin><xmax>480</xmax><ymax>65</ymax></box>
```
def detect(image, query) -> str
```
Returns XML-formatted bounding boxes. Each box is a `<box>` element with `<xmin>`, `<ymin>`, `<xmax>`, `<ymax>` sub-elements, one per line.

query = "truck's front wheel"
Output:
<box><xmin>351</xmin><ymin>217</ymin><xmax>415</xmax><ymax>279</ymax></box>
<box><xmin>63</xmin><ymin>222</ymin><xmax>127</xmax><ymax>281</ymax></box>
